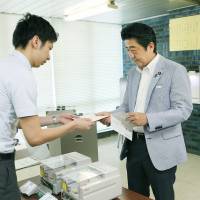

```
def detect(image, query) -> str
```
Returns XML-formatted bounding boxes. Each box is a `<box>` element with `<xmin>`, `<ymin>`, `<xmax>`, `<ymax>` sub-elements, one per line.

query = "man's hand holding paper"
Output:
<box><xmin>127</xmin><ymin>112</ymin><xmax>148</xmax><ymax>126</ymax></box>
<box><xmin>96</xmin><ymin>111</ymin><xmax>148</xmax><ymax>140</ymax></box>
<box><xmin>95</xmin><ymin>112</ymin><xmax>111</xmax><ymax>126</ymax></box>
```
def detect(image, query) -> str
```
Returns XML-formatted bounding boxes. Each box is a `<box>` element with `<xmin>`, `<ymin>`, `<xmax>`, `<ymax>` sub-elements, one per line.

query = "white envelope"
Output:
<box><xmin>81</xmin><ymin>114</ymin><xmax>109</xmax><ymax>122</ymax></box>
<box><xmin>111</xmin><ymin>112</ymin><xmax>134</xmax><ymax>141</ymax></box>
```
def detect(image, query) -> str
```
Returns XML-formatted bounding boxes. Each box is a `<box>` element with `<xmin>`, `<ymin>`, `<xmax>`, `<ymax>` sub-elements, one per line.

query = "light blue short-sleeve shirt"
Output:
<box><xmin>0</xmin><ymin>50</ymin><xmax>38</xmax><ymax>153</ymax></box>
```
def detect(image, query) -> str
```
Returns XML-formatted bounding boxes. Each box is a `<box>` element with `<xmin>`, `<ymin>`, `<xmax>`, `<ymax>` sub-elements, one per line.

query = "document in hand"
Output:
<box><xmin>81</xmin><ymin>114</ymin><xmax>109</xmax><ymax>122</ymax></box>
<box><xmin>111</xmin><ymin>112</ymin><xmax>134</xmax><ymax>141</ymax></box>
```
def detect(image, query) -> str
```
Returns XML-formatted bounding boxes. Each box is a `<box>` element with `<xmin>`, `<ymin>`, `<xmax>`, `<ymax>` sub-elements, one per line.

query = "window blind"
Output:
<box><xmin>51</xmin><ymin>19</ymin><xmax>123</xmax><ymax>131</ymax></box>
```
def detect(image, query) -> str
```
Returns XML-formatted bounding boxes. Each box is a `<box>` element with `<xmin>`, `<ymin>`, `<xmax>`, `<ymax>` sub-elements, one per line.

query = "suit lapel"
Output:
<box><xmin>144</xmin><ymin>58</ymin><xmax>165</xmax><ymax>112</ymax></box>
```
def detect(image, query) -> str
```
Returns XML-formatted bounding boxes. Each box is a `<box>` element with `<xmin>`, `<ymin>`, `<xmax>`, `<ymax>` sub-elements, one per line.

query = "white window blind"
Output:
<box><xmin>52</xmin><ymin>19</ymin><xmax>123</xmax><ymax>126</ymax></box>
<box><xmin>32</xmin><ymin>59</ymin><xmax>56</xmax><ymax>115</ymax></box>
<box><xmin>0</xmin><ymin>14</ymin><xmax>19</xmax><ymax>58</ymax></box>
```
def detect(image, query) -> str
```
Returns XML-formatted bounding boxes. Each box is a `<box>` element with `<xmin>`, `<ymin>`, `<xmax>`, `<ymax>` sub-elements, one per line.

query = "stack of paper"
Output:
<box><xmin>15</xmin><ymin>157</ymin><xmax>39</xmax><ymax>170</ymax></box>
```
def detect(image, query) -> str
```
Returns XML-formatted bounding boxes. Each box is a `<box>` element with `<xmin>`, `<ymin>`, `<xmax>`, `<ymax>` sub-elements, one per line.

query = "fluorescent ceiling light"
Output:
<box><xmin>64</xmin><ymin>0</ymin><xmax>118</xmax><ymax>21</ymax></box>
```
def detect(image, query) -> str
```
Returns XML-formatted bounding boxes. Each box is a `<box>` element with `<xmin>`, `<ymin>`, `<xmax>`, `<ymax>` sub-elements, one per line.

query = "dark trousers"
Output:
<box><xmin>0</xmin><ymin>159</ymin><xmax>21</xmax><ymax>200</ymax></box>
<box><xmin>126</xmin><ymin>138</ymin><xmax>177</xmax><ymax>200</ymax></box>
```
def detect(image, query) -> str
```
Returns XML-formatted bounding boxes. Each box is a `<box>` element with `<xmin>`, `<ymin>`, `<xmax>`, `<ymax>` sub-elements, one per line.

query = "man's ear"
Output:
<box><xmin>31</xmin><ymin>35</ymin><xmax>41</xmax><ymax>49</ymax></box>
<box><xmin>148</xmin><ymin>42</ymin><xmax>155</xmax><ymax>52</ymax></box>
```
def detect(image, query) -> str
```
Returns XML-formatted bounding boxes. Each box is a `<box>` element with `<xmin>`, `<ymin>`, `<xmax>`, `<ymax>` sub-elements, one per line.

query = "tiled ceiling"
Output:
<box><xmin>0</xmin><ymin>0</ymin><xmax>199</xmax><ymax>24</ymax></box>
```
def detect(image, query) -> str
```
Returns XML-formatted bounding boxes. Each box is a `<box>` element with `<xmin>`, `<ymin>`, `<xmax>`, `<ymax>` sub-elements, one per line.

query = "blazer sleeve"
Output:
<box><xmin>146</xmin><ymin>66</ymin><xmax>193</xmax><ymax>132</ymax></box>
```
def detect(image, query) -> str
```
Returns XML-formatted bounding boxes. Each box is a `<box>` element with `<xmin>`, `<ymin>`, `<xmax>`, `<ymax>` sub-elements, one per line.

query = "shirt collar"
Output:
<box><xmin>11</xmin><ymin>50</ymin><xmax>32</xmax><ymax>69</ymax></box>
<box><xmin>136</xmin><ymin>53</ymin><xmax>160</xmax><ymax>75</ymax></box>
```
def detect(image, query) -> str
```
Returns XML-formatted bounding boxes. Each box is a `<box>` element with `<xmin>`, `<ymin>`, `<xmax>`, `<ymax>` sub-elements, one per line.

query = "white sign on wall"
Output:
<box><xmin>169</xmin><ymin>15</ymin><xmax>200</xmax><ymax>51</ymax></box>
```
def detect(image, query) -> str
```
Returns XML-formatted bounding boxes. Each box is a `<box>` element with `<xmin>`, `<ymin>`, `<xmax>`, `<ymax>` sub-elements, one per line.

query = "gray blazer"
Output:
<box><xmin>117</xmin><ymin>55</ymin><xmax>193</xmax><ymax>171</ymax></box>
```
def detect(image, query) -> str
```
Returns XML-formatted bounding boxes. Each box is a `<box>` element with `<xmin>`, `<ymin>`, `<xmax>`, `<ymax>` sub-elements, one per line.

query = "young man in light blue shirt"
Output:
<box><xmin>0</xmin><ymin>13</ymin><xmax>93</xmax><ymax>200</ymax></box>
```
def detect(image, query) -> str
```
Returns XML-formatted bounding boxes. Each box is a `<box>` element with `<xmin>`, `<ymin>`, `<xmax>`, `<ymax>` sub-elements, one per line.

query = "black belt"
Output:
<box><xmin>0</xmin><ymin>152</ymin><xmax>15</xmax><ymax>160</ymax></box>
<box><xmin>132</xmin><ymin>131</ymin><xmax>145</xmax><ymax>140</ymax></box>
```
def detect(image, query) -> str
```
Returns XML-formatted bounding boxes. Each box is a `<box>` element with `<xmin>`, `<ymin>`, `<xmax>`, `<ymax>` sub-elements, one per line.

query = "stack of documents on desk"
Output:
<box><xmin>40</xmin><ymin>152</ymin><xmax>92</xmax><ymax>194</ymax></box>
<box><xmin>111</xmin><ymin>112</ymin><xmax>134</xmax><ymax>141</ymax></box>
<box><xmin>61</xmin><ymin>161</ymin><xmax>122</xmax><ymax>200</ymax></box>
<box><xmin>15</xmin><ymin>157</ymin><xmax>39</xmax><ymax>170</ymax></box>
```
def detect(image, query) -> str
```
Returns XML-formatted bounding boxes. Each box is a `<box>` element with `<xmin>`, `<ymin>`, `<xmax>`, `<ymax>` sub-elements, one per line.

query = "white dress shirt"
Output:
<box><xmin>0</xmin><ymin>50</ymin><xmax>38</xmax><ymax>153</ymax></box>
<box><xmin>133</xmin><ymin>54</ymin><xmax>160</xmax><ymax>133</ymax></box>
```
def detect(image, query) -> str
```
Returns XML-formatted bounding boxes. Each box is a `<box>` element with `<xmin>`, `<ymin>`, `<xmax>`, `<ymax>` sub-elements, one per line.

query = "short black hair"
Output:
<box><xmin>121</xmin><ymin>22</ymin><xmax>157</xmax><ymax>53</ymax></box>
<box><xmin>13</xmin><ymin>13</ymin><xmax>58</xmax><ymax>48</ymax></box>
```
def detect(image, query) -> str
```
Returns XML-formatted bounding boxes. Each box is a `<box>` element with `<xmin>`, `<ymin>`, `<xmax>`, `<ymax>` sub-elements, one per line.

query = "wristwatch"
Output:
<box><xmin>52</xmin><ymin>115</ymin><xmax>57</xmax><ymax>124</ymax></box>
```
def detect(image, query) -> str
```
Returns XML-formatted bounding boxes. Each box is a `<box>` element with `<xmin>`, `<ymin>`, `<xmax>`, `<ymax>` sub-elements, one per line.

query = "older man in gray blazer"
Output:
<box><xmin>98</xmin><ymin>23</ymin><xmax>192</xmax><ymax>200</ymax></box>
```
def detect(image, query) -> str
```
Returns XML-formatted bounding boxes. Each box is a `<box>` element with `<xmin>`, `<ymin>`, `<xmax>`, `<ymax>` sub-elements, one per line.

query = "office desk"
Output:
<box><xmin>20</xmin><ymin>176</ymin><xmax>153</xmax><ymax>200</ymax></box>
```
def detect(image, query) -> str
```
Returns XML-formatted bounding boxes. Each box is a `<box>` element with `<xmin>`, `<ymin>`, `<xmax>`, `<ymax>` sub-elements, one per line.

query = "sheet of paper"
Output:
<box><xmin>20</xmin><ymin>180</ymin><xmax>38</xmax><ymax>196</ymax></box>
<box><xmin>111</xmin><ymin>112</ymin><xmax>134</xmax><ymax>141</ymax></box>
<box><xmin>81</xmin><ymin>114</ymin><xmax>109</xmax><ymax>122</ymax></box>
<box><xmin>15</xmin><ymin>157</ymin><xmax>39</xmax><ymax>170</ymax></box>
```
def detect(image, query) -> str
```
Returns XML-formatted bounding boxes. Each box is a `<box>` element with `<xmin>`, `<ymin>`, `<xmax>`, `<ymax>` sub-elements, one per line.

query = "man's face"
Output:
<box><xmin>32</xmin><ymin>40</ymin><xmax>53</xmax><ymax>68</ymax></box>
<box><xmin>124</xmin><ymin>39</ymin><xmax>155</xmax><ymax>69</ymax></box>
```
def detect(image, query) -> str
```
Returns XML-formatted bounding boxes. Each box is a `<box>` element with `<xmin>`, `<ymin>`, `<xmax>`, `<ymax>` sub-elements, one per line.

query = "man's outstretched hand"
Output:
<box><xmin>96</xmin><ymin>112</ymin><xmax>111</xmax><ymax>126</ymax></box>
